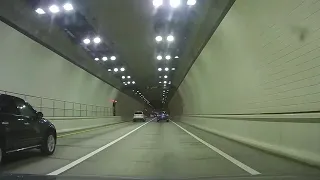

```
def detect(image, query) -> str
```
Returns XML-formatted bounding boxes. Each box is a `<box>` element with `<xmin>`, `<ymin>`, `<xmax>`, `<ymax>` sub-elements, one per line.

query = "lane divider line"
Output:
<box><xmin>171</xmin><ymin>120</ymin><xmax>261</xmax><ymax>176</ymax></box>
<box><xmin>48</xmin><ymin>119</ymin><xmax>154</xmax><ymax>175</ymax></box>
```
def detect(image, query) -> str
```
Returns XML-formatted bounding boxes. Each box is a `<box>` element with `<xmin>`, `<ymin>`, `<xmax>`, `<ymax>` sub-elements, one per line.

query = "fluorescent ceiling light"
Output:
<box><xmin>170</xmin><ymin>0</ymin><xmax>181</xmax><ymax>8</ymax></box>
<box><xmin>93</xmin><ymin>37</ymin><xmax>101</xmax><ymax>44</ymax></box>
<box><xmin>165</xmin><ymin>55</ymin><xmax>171</xmax><ymax>60</ymax></box>
<box><xmin>35</xmin><ymin>8</ymin><xmax>45</xmax><ymax>14</ymax></box>
<box><xmin>132</xmin><ymin>81</ymin><xmax>135</xmax><ymax>84</ymax></box>
<box><xmin>63</xmin><ymin>3</ymin><xmax>73</xmax><ymax>11</ymax></box>
<box><xmin>83</xmin><ymin>38</ymin><xmax>90</xmax><ymax>44</ymax></box>
<box><xmin>164</xmin><ymin>67</ymin><xmax>169</xmax><ymax>71</ymax></box>
<box><xmin>175</xmin><ymin>56</ymin><xmax>179</xmax><ymax>59</ymax></box>
<box><xmin>102</xmin><ymin>57</ymin><xmax>108</xmax><ymax>61</ymax></box>
<box><xmin>122</xmin><ymin>76</ymin><xmax>125</xmax><ymax>79</ymax></box>
<box><xmin>157</xmin><ymin>55</ymin><xmax>162</xmax><ymax>60</ymax></box>
<box><xmin>164</xmin><ymin>81</ymin><xmax>167</xmax><ymax>84</ymax></box>
<box><xmin>110</xmin><ymin>56</ymin><xmax>116</xmax><ymax>60</ymax></box>
<box><xmin>108</xmin><ymin>69</ymin><xmax>111</xmax><ymax>72</ymax></box>
<box><xmin>158</xmin><ymin>68</ymin><xmax>162</xmax><ymax>71</ymax></box>
<box><xmin>127</xmin><ymin>76</ymin><xmax>131</xmax><ymax>79</ymax></box>
<box><xmin>128</xmin><ymin>81</ymin><xmax>131</xmax><ymax>84</ymax></box>
<box><xmin>153</xmin><ymin>0</ymin><xmax>163</xmax><ymax>7</ymax></box>
<box><xmin>49</xmin><ymin>5</ymin><xmax>60</xmax><ymax>13</ymax></box>
<box><xmin>155</xmin><ymin>36</ymin><xmax>163</xmax><ymax>42</ymax></box>
<box><xmin>94</xmin><ymin>58</ymin><xmax>99</xmax><ymax>61</ymax></box>
<box><xmin>187</xmin><ymin>0</ymin><xmax>196</xmax><ymax>6</ymax></box>
<box><xmin>172</xmin><ymin>68</ymin><xmax>175</xmax><ymax>70</ymax></box>
<box><xmin>114</xmin><ymin>68</ymin><xmax>118</xmax><ymax>72</ymax></box>
<box><xmin>120</xmin><ymin>67</ymin><xmax>125</xmax><ymax>72</ymax></box>
<box><xmin>164</xmin><ymin>75</ymin><xmax>168</xmax><ymax>78</ymax></box>
<box><xmin>167</xmin><ymin>35</ymin><xmax>174</xmax><ymax>42</ymax></box>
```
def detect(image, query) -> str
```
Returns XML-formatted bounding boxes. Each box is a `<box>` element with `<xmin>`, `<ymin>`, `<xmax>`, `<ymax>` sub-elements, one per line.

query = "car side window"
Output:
<box><xmin>0</xmin><ymin>96</ymin><xmax>19</xmax><ymax>114</ymax></box>
<box><xmin>15</xmin><ymin>98</ymin><xmax>37</xmax><ymax>117</ymax></box>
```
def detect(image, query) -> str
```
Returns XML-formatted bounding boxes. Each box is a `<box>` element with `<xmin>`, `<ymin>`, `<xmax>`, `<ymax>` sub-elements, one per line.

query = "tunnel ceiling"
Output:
<box><xmin>0</xmin><ymin>0</ymin><xmax>234</xmax><ymax>108</ymax></box>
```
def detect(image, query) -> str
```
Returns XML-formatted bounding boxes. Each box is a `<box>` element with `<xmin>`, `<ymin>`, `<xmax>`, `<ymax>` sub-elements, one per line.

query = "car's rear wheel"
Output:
<box><xmin>41</xmin><ymin>132</ymin><xmax>56</xmax><ymax>155</ymax></box>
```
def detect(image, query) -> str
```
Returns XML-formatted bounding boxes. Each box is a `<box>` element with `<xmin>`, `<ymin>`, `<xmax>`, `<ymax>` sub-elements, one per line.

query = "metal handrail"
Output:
<box><xmin>0</xmin><ymin>89</ymin><xmax>112</xmax><ymax>117</ymax></box>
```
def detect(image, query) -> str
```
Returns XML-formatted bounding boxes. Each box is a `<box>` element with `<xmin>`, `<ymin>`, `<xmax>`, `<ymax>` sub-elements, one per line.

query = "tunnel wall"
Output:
<box><xmin>170</xmin><ymin>0</ymin><xmax>320</xmax><ymax>166</ymax></box>
<box><xmin>0</xmin><ymin>20</ymin><xmax>143</xmax><ymax>130</ymax></box>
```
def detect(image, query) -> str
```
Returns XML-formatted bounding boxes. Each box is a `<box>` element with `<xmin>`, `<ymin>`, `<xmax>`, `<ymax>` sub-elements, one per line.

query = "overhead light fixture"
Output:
<box><xmin>159</xmin><ymin>76</ymin><xmax>162</xmax><ymax>78</ymax></box>
<box><xmin>102</xmin><ymin>57</ymin><xmax>108</xmax><ymax>61</ymax></box>
<box><xmin>127</xmin><ymin>76</ymin><xmax>131</xmax><ymax>79</ymax></box>
<box><xmin>153</xmin><ymin>0</ymin><xmax>163</xmax><ymax>7</ymax></box>
<box><xmin>49</xmin><ymin>5</ymin><xmax>60</xmax><ymax>13</ymax></box>
<box><xmin>157</xmin><ymin>55</ymin><xmax>162</xmax><ymax>60</ymax></box>
<box><xmin>155</xmin><ymin>36</ymin><xmax>163</xmax><ymax>42</ymax></box>
<box><xmin>187</xmin><ymin>0</ymin><xmax>196</xmax><ymax>6</ymax></box>
<box><xmin>63</xmin><ymin>3</ymin><xmax>73</xmax><ymax>11</ymax></box>
<box><xmin>169</xmin><ymin>81</ymin><xmax>171</xmax><ymax>84</ymax></box>
<box><xmin>128</xmin><ymin>81</ymin><xmax>131</xmax><ymax>84</ymax></box>
<box><xmin>158</xmin><ymin>68</ymin><xmax>162</xmax><ymax>71</ymax></box>
<box><xmin>167</xmin><ymin>35</ymin><xmax>174</xmax><ymax>42</ymax></box>
<box><xmin>175</xmin><ymin>56</ymin><xmax>179</xmax><ymax>59</ymax></box>
<box><xmin>122</xmin><ymin>76</ymin><xmax>125</xmax><ymax>79</ymax></box>
<box><xmin>94</xmin><ymin>58</ymin><xmax>99</xmax><ymax>61</ymax></box>
<box><xmin>165</xmin><ymin>67</ymin><xmax>169</xmax><ymax>71</ymax></box>
<box><xmin>83</xmin><ymin>38</ymin><xmax>90</xmax><ymax>44</ymax></box>
<box><xmin>164</xmin><ymin>84</ymin><xmax>166</xmax><ymax>87</ymax></box>
<box><xmin>172</xmin><ymin>68</ymin><xmax>175</xmax><ymax>70</ymax></box>
<box><xmin>93</xmin><ymin>37</ymin><xmax>101</xmax><ymax>44</ymax></box>
<box><xmin>132</xmin><ymin>81</ymin><xmax>135</xmax><ymax>84</ymax></box>
<box><xmin>108</xmin><ymin>69</ymin><xmax>111</xmax><ymax>72</ymax></box>
<box><xmin>120</xmin><ymin>67</ymin><xmax>125</xmax><ymax>72</ymax></box>
<box><xmin>164</xmin><ymin>75</ymin><xmax>168</xmax><ymax>78</ymax></box>
<box><xmin>164</xmin><ymin>81</ymin><xmax>167</xmax><ymax>84</ymax></box>
<box><xmin>35</xmin><ymin>8</ymin><xmax>46</xmax><ymax>14</ymax></box>
<box><xmin>165</xmin><ymin>55</ymin><xmax>171</xmax><ymax>60</ymax></box>
<box><xmin>110</xmin><ymin>56</ymin><xmax>116</xmax><ymax>61</ymax></box>
<box><xmin>170</xmin><ymin>0</ymin><xmax>181</xmax><ymax>8</ymax></box>
<box><xmin>114</xmin><ymin>68</ymin><xmax>119</xmax><ymax>72</ymax></box>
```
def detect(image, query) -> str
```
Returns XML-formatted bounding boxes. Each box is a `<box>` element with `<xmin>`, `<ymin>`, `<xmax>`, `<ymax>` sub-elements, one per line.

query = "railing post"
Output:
<box><xmin>53</xmin><ymin>100</ymin><xmax>55</xmax><ymax>117</ymax></box>
<box><xmin>85</xmin><ymin>104</ymin><xmax>87</xmax><ymax>117</ymax></box>
<box><xmin>72</xmin><ymin>102</ymin><xmax>74</xmax><ymax>117</ymax></box>
<box><xmin>63</xmin><ymin>101</ymin><xmax>66</xmax><ymax>117</ymax></box>
<box><xmin>40</xmin><ymin>97</ymin><xmax>43</xmax><ymax>112</ymax></box>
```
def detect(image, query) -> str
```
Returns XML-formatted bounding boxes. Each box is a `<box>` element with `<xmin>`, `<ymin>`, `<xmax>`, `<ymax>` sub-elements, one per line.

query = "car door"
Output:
<box><xmin>0</xmin><ymin>95</ymin><xmax>26</xmax><ymax>151</ymax></box>
<box><xmin>14</xmin><ymin>98</ymin><xmax>42</xmax><ymax>147</ymax></box>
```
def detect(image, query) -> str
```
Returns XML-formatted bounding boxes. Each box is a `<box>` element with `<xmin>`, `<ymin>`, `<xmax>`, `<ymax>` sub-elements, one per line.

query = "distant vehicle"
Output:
<box><xmin>133</xmin><ymin>111</ymin><xmax>146</xmax><ymax>122</ymax></box>
<box><xmin>157</xmin><ymin>112</ymin><xmax>169</xmax><ymax>122</ymax></box>
<box><xmin>0</xmin><ymin>94</ymin><xmax>57</xmax><ymax>164</ymax></box>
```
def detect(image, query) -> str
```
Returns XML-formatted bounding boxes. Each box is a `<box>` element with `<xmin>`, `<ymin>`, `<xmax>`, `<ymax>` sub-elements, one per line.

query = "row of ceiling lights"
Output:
<box><xmin>35</xmin><ymin>2</ymin><xmax>136</xmax><ymax>88</ymax></box>
<box><xmin>153</xmin><ymin>0</ymin><xmax>196</xmax><ymax>8</ymax></box>
<box><xmin>133</xmin><ymin>90</ymin><xmax>151</xmax><ymax>106</ymax></box>
<box><xmin>153</xmin><ymin>0</ymin><xmax>196</xmax><ymax>104</ymax></box>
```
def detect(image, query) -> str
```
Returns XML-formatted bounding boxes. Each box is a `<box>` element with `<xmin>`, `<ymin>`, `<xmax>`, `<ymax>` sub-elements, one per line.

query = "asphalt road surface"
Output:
<box><xmin>1</xmin><ymin>119</ymin><xmax>320</xmax><ymax>179</ymax></box>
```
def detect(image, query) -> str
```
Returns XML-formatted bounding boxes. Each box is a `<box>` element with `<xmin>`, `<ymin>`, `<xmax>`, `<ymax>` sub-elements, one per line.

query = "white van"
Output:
<box><xmin>133</xmin><ymin>111</ymin><xmax>145</xmax><ymax>122</ymax></box>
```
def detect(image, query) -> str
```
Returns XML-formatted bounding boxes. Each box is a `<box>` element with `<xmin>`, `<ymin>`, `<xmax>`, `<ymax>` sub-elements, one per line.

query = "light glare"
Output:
<box><xmin>165</xmin><ymin>67</ymin><xmax>169</xmax><ymax>71</ymax></box>
<box><xmin>93</xmin><ymin>37</ymin><xmax>101</xmax><ymax>44</ymax></box>
<box><xmin>63</xmin><ymin>3</ymin><xmax>73</xmax><ymax>11</ymax></box>
<box><xmin>158</xmin><ymin>68</ymin><xmax>162</xmax><ymax>71</ymax></box>
<box><xmin>94</xmin><ymin>58</ymin><xmax>99</xmax><ymax>61</ymax></box>
<box><xmin>127</xmin><ymin>76</ymin><xmax>131</xmax><ymax>79</ymax></box>
<box><xmin>153</xmin><ymin>0</ymin><xmax>163</xmax><ymax>7</ymax></box>
<box><xmin>102</xmin><ymin>57</ymin><xmax>108</xmax><ymax>61</ymax></box>
<box><xmin>170</xmin><ymin>0</ymin><xmax>181</xmax><ymax>8</ymax></box>
<box><xmin>167</xmin><ymin>35</ymin><xmax>174</xmax><ymax>42</ymax></box>
<box><xmin>155</xmin><ymin>36</ymin><xmax>163</xmax><ymax>42</ymax></box>
<box><xmin>132</xmin><ymin>81</ymin><xmax>135</xmax><ymax>84</ymax></box>
<box><xmin>187</xmin><ymin>0</ymin><xmax>196</xmax><ymax>6</ymax></box>
<box><xmin>165</xmin><ymin>55</ymin><xmax>171</xmax><ymax>60</ymax></box>
<box><xmin>172</xmin><ymin>68</ymin><xmax>176</xmax><ymax>70</ymax></box>
<box><xmin>120</xmin><ymin>67</ymin><xmax>125</xmax><ymax>72</ymax></box>
<box><xmin>122</xmin><ymin>76</ymin><xmax>125</xmax><ymax>79</ymax></box>
<box><xmin>35</xmin><ymin>8</ymin><xmax>45</xmax><ymax>14</ymax></box>
<box><xmin>164</xmin><ymin>75</ymin><xmax>168</xmax><ymax>78</ymax></box>
<box><xmin>110</xmin><ymin>56</ymin><xmax>116</xmax><ymax>60</ymax></box>
<box><xmin>175</xmin><ymin>56</ymin><xmax>179</xmax><ymax>59</ymax></box>
<box><xmin>114</xmin><ymin>68</ymin><xmax>119</xmax><ymax>72</ymax></box>
<box><xmin>83</xmin><ymin>38</ymin><xmax>90</xmax><ymax>44</ymax></box>
<box><xmin>157</xmin><ymin>55</ymin><xmax>162</xmax><ymax>60</ymax></box>
<box><xmin>49</xmin><ymin>5</ymin><xmax>60</xmax><ymax>13</ymax></box>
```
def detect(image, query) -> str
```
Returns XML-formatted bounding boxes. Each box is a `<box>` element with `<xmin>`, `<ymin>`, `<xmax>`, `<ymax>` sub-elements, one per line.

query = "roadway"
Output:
<box><xmin>1</xmin><ymin>119</ymin><xmax>320</xmax><ymax>179</ymax></box>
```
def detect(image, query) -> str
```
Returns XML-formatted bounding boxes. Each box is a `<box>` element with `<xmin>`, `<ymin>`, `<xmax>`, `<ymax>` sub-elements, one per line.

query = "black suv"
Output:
<box><xmin>0</xmin><ymin>94</ymin><xmax>57</xmax><ymax>164</ymax></box>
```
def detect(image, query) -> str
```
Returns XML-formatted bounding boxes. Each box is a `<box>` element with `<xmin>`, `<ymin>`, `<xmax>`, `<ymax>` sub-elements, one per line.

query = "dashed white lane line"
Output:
<box><xmin>48</xmin><ymin>119</ymin><xmax>154</xmax><ymax>175</ymax></box>
<box><xmin>171</xmin><ymin>121</ymin><xmax>261</xmax><ymax>176</ymax></box>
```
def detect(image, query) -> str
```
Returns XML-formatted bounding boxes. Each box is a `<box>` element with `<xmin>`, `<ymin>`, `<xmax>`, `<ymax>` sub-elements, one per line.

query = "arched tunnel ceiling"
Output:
<box><xmin>0</xmin><ymin>0</ymin><xmax>234</xmax><ymax>108</ymax></box>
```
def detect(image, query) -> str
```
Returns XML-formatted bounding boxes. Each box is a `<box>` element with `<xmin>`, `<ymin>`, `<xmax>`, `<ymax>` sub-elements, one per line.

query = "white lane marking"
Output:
<box><xmin>48</xmin><ymin>119</ymin><xmax>154</xmax><ymax>175</ymax></box>
<box><xmin>171</xmin><ymin>121</ymin><xmax>261</xmax><ymax>175</ymax></box>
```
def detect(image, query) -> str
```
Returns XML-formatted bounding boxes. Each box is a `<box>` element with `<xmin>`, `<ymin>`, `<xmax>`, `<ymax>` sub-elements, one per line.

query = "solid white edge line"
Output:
<box><xmin>171</xmin><ymin>120</ymin><xmax>261</xmax><ymax>175</ymax></box>
<box><xmin>47</xmin><ymin>119</ymin><xmax>154</xmax><ymax>175</ymax></box>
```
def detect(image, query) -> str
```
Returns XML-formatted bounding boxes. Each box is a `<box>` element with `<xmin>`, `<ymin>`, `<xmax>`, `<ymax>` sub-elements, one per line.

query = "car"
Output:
<box><xmin>0</xmin><ymin>94</ymin><xmax>57</xmax><ymax>164</ymax></box>
<box><xmin>157</xmin><ymin>112</ymin><xmax>169</xmax><ymax>122</ymax></box>
<box><xmin>133</xmin><ymin>111</ymin><xmax>146</xmax><ymax>122</ymax></box>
